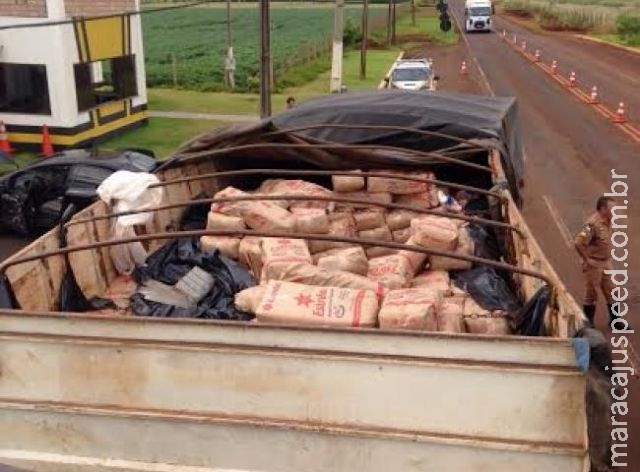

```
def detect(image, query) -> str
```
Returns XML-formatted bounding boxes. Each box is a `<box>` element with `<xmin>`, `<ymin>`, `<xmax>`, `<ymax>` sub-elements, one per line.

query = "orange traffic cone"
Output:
<box><xmin>521</xmin><ymin>40</ymin><xmax>527</xmax><ymax>51</ymax></box>
<box><xmin>41</xmin><ymin>124</ymin><xmax>54</xmax><ymax>157</ymax></box>
<box><xmin>589</xmin><ymin>86</ymin><xmax>598</xmax><ymax>105</ymax></box>
<box><xmin>551</xmin><ymin>60</ymin><xmax>558</xmax><ymax>75</ymax></box>
<box><xmin>460</xmin><ymin>60</ymin><xmax>469</xmax><ymax>76</ymax></box>
<box><xmin>534</xmin><ymin>49</ymin><xmax>540</xmax><ymax>62</ymax></box>
<box><xmin>568</xmin><ymin>71</ymin><xmax>576</xmax><ymax>87</ymax></box>
<box><xmin>0</xmin><ymin>121</ymin><xmax>13</xmax><ymax>155</ymax></box>
<box><xmin>613</xmin><ymin>102</ymin><xmax>626</xmax><ymax>123</ymax></box>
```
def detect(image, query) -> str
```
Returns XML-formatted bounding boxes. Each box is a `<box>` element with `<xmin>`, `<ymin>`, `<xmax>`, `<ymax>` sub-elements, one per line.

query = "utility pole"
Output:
<box><xmin>259</xmin><ymin>0</ymin><xmax>271</xmax><ymax>118</ymax></box>
<box><xmin>360</xmin><ymin>0</ymin><xmax>368</xmax><ymax>80</ymax></box>
<box><xmin>391</xmin><ymin>0</ymin><xmax>397</xmax><ymax>44</ymax></box>
<box><xmin>386</xmin><ymin>0</ymin><xmax>392</xmax><ymax>46</ymax></box>
<box><xmin>411</xmin><ymin>0</ymin><xmax>416</xmax><ymax>27</ymax></box>
<box><xmin>224</xmin><ymin>0</ymin><xmax>236</xmax><ymax>89</ymax></box>
<box><xmin>329</xmin><ymin>0</ymin><xmax>345</xmax><ymax>93</ymax></box>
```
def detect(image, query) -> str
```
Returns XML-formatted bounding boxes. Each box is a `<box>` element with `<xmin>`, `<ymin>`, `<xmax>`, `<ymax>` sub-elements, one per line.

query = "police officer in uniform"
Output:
<box><xmin>574</xmin><ymin>195</ymin><xmax>615</xmax><ymax>325</ymax></box>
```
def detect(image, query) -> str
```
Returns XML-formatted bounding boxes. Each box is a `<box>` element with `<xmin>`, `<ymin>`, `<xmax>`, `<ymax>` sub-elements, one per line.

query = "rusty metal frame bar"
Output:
<box><xmin>0</xmin><ymin>228</ymin><xmax>554</xmax><ymax>288</ymax></box>
<box><xmin>147</xmin><ymin>169</ymin><xmax>505</xmax><ymax>201</ymax></box>
<box><xmin>65</xmin><ymin>194</ymin><xmax>521</xmax><ymax>237</ymax></box>
<box><xmin>170</xmin><ymin>143</ymin><xmax>493</xmax><ymax>173</ymax></box>
<box><xmin>261</xmin><ymin>124</ymin><xmax>493</xmax><ymax>151</ymax></box>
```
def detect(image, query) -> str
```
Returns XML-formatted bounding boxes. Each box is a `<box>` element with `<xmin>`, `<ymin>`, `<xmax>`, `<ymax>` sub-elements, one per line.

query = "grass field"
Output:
<box><xmin>148</xmin><ymin>48</ymin><xmax>401</xmax><ymax>114</ymax></box>
<box><xmin>499</xmin><ymin>0</ymin><xmax>640</xmax><ymax>37</ymax></box>
<box><xmin>143</xmin><ymin>3</ymin><xmax>389</xmax><ymax>91</ymax></box>
<box><xmin>100</xmin><ymin>118</ymin><xmax>224</xmax><ymax>158</ymax></box>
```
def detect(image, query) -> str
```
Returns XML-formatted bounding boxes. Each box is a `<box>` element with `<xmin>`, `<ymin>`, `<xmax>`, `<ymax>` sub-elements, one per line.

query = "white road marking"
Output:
<box><xmin>542</xmin><ymin>195</ymin><xmax>573</xmax><ymax>248</ymax></box>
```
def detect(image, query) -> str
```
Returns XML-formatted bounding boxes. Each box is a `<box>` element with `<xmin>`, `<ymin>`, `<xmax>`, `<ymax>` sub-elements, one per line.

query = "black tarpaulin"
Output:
<box><xmin>271</xmin><ymin>90</ymin><xmax>523</xmax><ymax>183</ymax></box>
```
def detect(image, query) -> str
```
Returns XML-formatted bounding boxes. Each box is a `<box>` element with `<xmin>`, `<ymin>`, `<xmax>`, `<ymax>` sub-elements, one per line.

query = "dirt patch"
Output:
<box><xmin>404</xmin><ymin>41</ymin><xmax>487</xmax><ymax>95</ymax></box>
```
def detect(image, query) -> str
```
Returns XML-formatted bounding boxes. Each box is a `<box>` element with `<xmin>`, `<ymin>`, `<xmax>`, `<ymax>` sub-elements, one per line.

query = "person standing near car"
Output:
<box><xmin>574</xmin><ymin>195</ymin><xmax>615</xmax><ymax>326</ymax></box>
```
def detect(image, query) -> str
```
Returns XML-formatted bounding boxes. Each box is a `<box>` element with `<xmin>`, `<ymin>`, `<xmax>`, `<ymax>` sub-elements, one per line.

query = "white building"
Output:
<box><xmin>0</xmin><ymin>0</ymin><xmax>148</xmax><ymax>149</ymax></box>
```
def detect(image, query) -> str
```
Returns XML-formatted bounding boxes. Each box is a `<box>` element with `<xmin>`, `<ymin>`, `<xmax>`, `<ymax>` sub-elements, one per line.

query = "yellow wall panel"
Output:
<box><xmin>84</xmin><ymin>17</ymin><xmax>125</xmax><ymax>61</ymax></box>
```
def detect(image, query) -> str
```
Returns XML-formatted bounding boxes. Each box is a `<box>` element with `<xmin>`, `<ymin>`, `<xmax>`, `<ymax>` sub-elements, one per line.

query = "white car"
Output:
<box><xmin>385</xmin><ymin>59</ymin><xmax>439</xmax><ymax>91</ymax></box>
<box><xmin>464</xmin><ymin>0</ymin><xmax>493</xmax><ymax>33</ymax></box>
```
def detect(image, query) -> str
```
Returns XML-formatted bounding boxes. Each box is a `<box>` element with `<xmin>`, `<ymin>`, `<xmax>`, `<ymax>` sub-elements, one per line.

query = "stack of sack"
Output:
<box><xmin>196</xmin><ymin>172</ymin><xmax>510</xmax><ymax>335</ymax></box>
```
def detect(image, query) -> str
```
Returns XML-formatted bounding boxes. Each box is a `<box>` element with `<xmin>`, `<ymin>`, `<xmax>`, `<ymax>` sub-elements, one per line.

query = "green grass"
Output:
<box><xmin>148</xmin><ymin>48</ymin><xmax>402</xmax><ymax>115</ymax></box>
<box><xmin>143</xmin><ymin>4</ymin><xmax>388</xmax><ymax>91</ymax></box>
<box><xmin>100</xmin><ymin>118</ymin><xmax>225</xmax><ymax>159</ymax></box>
<box><xmin>596</xmin><ymin>32</ymin><xmax>640</xmax><ymax>45</ymax></box>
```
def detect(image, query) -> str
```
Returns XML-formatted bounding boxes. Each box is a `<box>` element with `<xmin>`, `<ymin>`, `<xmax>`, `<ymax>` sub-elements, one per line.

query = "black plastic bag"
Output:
<box><xmin>131</xmin><ymin>237</ymin><xmax>255</xmax><ymax>320</ymax></box>
<box><xmin>466</xmin><ymin>223</ymin><xmax>501</xmax><ymax>262</ymax></box>
<box><xmin>510</xmin><ymin>285</ymin><xmax>550</xmax><ymax>336</ymax></box>
<box><xmin>180</xmin><ymin>193</ymin><xmax>210</xmax><ymax>231</ymax></box>
<box><xmin>452</xmin><ymin>266</ymin><xmax>521</xmax><ymax>314</ymax></box>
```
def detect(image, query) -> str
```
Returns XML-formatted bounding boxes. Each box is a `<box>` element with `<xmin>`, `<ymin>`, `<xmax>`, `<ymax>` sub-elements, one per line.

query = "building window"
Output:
<box><xmin>0</xmin><ymin>63</ymin><xmax>51</xmax><ymax>115</ymax></box>
<box><xmin>74</xmin><ymin>55</ymin><xmax>138</xmax><ymax>112</ymax></box>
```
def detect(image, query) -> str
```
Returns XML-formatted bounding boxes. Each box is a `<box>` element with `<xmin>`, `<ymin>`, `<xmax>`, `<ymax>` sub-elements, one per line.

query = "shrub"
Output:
<box><xmin>343</xmin><ymin>18</ymin><xmax>362</xmax><ymax>47</ymax></box>
<box><xmin>538</xmin><ymin>7</ymin><xmax>597</xmax><ymax>32</ymax></box>
<box><xmin>501</xmin><ymin>0</ymin><xmax>537</xmax><ymax>19</ymax></box>
<box><xmin>616</xmin><ymin>13</ymin><xmax>640</xmax><ymax>38</ymax></box>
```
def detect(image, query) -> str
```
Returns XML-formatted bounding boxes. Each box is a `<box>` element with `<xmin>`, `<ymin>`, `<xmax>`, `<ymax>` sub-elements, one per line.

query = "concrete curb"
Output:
<box><xmin>378</xmin><ymin>51</ymin><xmax>405</xmax><ymax>89</ymax></box>
<box><xmin>575</xmin><ymin>35</ymin><xmax>640</xmax><ymax>56</ymax></box>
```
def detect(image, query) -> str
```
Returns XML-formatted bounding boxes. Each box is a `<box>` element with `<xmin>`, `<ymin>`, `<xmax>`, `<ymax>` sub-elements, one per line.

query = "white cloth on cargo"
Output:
<box><xmin>97</xmin><ymin>170</ymin><xmax>164</xmax><ymax>275</ymax></box>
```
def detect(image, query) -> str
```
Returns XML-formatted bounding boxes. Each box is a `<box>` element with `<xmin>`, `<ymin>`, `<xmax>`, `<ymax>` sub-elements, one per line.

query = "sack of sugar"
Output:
<box><xmin>437</xmin><ymin>295</ymin><xmax>466</xmax><ymax>333</ymax></box>
<box><xmin>261</xmin><ymin>237</ymin><xmax>312</xmax><ymax>269</ymax></box>
<box><xmin>365</xmin><ymin>246</ymin><xmax>396</xmax><ymax>259</ymax></box>
<box><xmin>429</xmin><ymin>225</ymin><xmax>474</xmax><ymax>271</ymax></box>
<box><xmin>254</xmin><ymin>280</ymin><xmax>379</xmax><ymax>327</ymax></box>
<box><xmin>292</xmin><ymin>208</ymin><xmax>330</xmax><ymax>234</ymax></box>
<box><xmin>235</xmin><ymin>285</ymin><xmax>268</xmax><ymax>313</ymax></box>
<box><xmin>397</xmin><ymin>237</ymin><xmax>428</xmax><ymax>275</ymax></box>
<box><xmin>385</xmin><ymin>209</ymin><xmax>420</xmax><ymax>230</ymax></box>
<box><xmin>317</xmin><ymin>246</ymin><xmax>368</xmax><ymax>276</ymax></box>
<box><xmin>239</xmin><ymin>236</ymin><xmax>263</xmax><ymax>277</ymax></box>
<box><xmin>212</xmin><ymin>186</ymin><xmax>297</xmax><ymax>232</ymax></box>
<box><xmin>367</xmin><ymin>254</ymin><xmax>413</xmax><ymax>289</ymax></box>
<box><xmin>309</xmin><ymin>212</ymin><xmax>357</xmax><ymax>253</ymax></box>
<box><xmin>368</xmin><ymin>171</ymin><xmax>432</xmax><ymax>194</ymax></box>
<box><xmin>358</xmin><ymin>225</ymin><xmax>392</xmax><ymax>243</ymax></box>
<box><xmin>332</xmin><ymin>171</ymin><xmax>365</xmax><ymax>192</ymax></box>
<box><xmin>264</xmin><ymin>262</ymin><xmax>385</xmax><ymax>296</ymax></box>
<box><xmin>211</xmin><ymin>186</ymin><xmax>251</xmax><ymax>216</ymax></box>
<box><xmin>258</xmin><ymin>179</ymin><xmax>334</xmax><ymax>211</ymax></box>
<box><xmin>395</xmin><ymin>187</ymin><xmax>440</xmax><ymax>209</ymax></box>
<box><xmin>354</xmin><ymin>210</ymin><xmax>386</xmax><ymax>231</ymax></box>
<box><xmin>463</xmin><ymin>297</ymin><xmax>510</xmax><ymax>335</ymax></box>
<box><xmin>335</xmin><ymin>191</ymin><xmax>392</xmax><ymax>211</ymax></box>
<box><xmin>411</xmin><ymin>270</ymin><xmax>451</xmax><ymax>295</ymax></box>
<box><xmin>378</xmin><ymin>288</ymin><xmax>441</xmax><ymax>330</ymax></box>
<box><xmin>411</xmin><ymin>215</ymin><xmax>459</xmax><ymax>251</ymax></box>
<box><xmin>207</xmin><ymin>212</ymin><xmax>246</xmax><ymax>231</ymax></box>
<box><xmin>200</xmin><ymin>236</ymin><xmax>241</xmax><ymax>259</ymax></box>
<box><xmin>392</xmin><ymin>228</ymin><xmax>411</xmax><ymax>243</ymax></box>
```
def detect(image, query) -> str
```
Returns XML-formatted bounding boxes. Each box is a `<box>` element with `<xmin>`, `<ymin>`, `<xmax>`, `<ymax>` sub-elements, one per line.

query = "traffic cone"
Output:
<box><xmin>0</xmin><ymin>121</ymin><xmax>14</xmax><ymax>155</ymax></box>
<box><xmin>551</xmin><ymin>60</ymin><xmax>558</xmax><ymax>75</ymax></box>
<box><xmin>513</xmin><ymin>33</ymin><xmax>517</xmax><ymax>44</ymax></box>
<box><xmin>460</xmin><ymin>60</ymin><xmax>469</xmax><ymax>76</ymax></box>
<box><xmin>534</xmin><ymin>49</ymin><xmax>540</xmax><ymax>62</ymax></box>
<box><xmin>521</xmin><ymin>40</ymin><xmax>527</xmax><ymax>51</ymax></box>
<box><xmin>613</xmin><ymin>102</ymin><xmax>626</xmax><ymax>123</ymax></box>
<box><xmin>568</xmin><ymin>71</ymin><xmax>576</xmax><ymax>87</ymax></box>
<box><xmin>589</xmin><ymin>86</ymin><xmax>598</xmax><ymax>104</ymax></box>
<box><xmin>502</xmin><ymin>29</ymin><xmax>506</xmax><ymax>38</ymax></box>
<box><xmin>41</xmin><ymin>124</ymin><xmax>54</xmax><ymax>157</ymax></box>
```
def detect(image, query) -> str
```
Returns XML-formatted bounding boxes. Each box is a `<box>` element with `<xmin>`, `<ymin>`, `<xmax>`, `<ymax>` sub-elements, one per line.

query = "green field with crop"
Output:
<box><xmin>142</xmin><ymin>4</ymin><xmax>390</xmax><ymax>91</ymax></box>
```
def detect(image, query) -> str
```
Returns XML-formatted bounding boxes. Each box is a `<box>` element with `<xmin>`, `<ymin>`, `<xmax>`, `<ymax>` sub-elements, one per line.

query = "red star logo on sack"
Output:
<box><xmin>295</xmin><ymin>293</ymin><xmax>313</xmax><ymax>307</ymax></box>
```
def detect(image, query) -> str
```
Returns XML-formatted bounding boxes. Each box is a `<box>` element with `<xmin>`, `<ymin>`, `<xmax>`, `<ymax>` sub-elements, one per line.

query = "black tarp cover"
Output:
<box><xmin>272</xmin><ymin>91</ymin><xmax>523</xmax><ymax>182</ymax></box>
<box><xmin>166</xmin><ymin>90</ymin><xmax>524</xmax><ymax>204</ymax></box>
